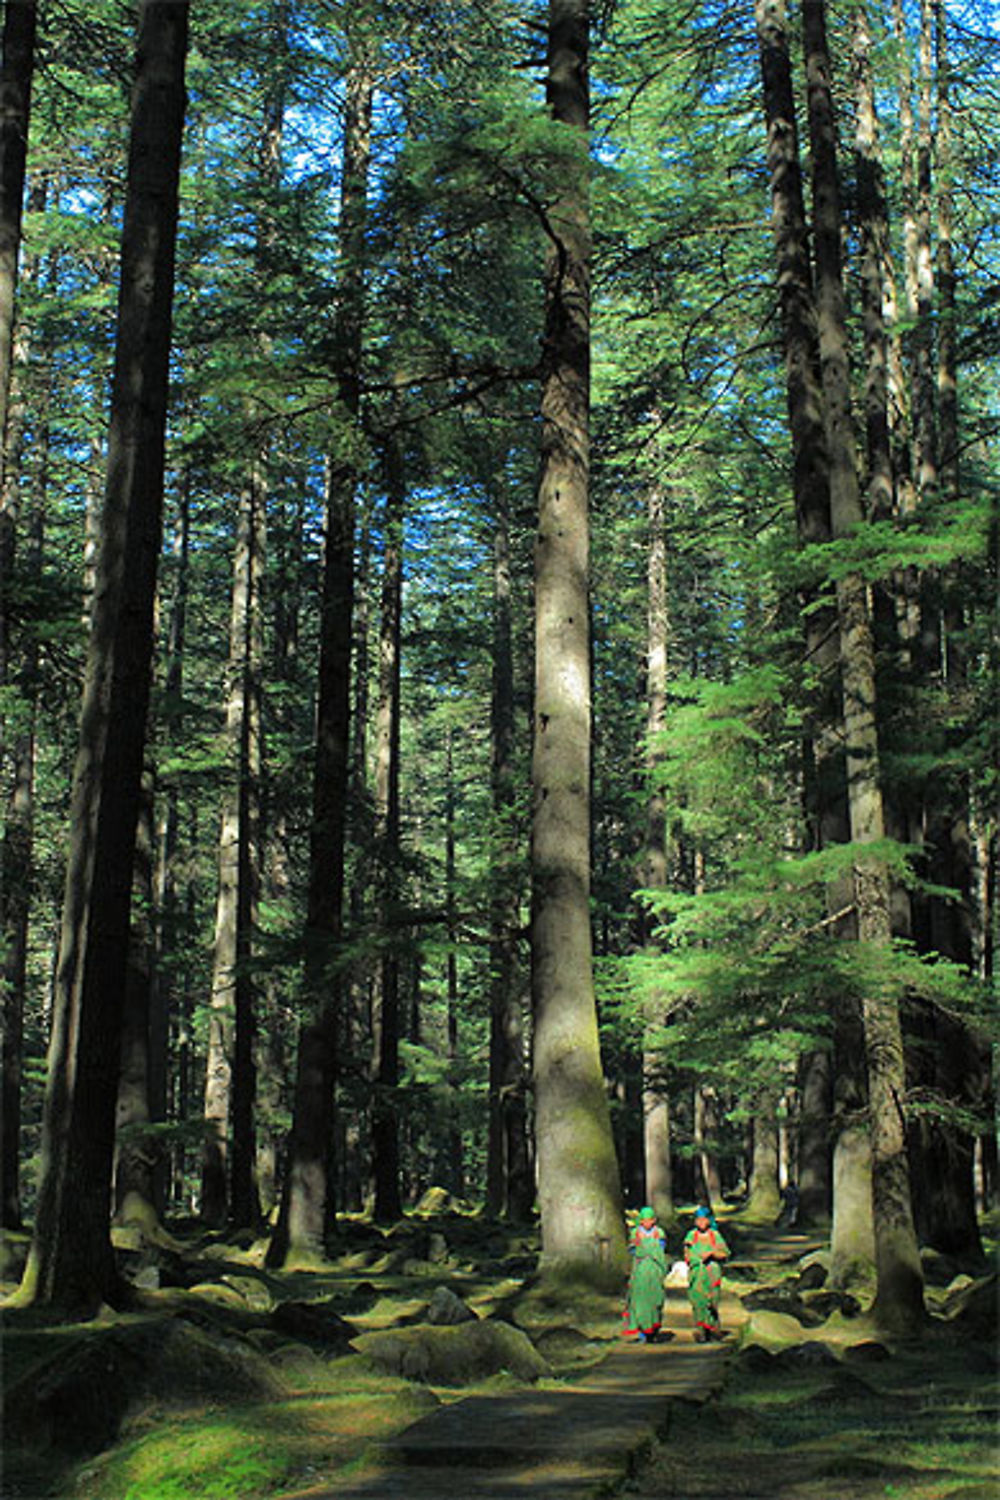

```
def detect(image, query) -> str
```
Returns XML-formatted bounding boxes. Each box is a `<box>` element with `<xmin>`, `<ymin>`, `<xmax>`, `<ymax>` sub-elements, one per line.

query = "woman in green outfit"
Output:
<box><xmin>623</xmin><ymin>1207</ymin><xmax>668</xmax><ymax>1342</ymax></box>
<box><xmin>683</xmin><ymin>1206</ymin><xmax>730</xmax><ymax>1341</ymax></box>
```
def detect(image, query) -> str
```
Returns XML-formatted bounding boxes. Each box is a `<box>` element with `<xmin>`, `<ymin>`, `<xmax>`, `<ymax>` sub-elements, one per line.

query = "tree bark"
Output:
<box><xmin>372</xmin><ymin>438</ymin><xmax>404</xmax><ymax>1223</ymax></box>
<box><xmin>531</xmin><ymin>0</ymin><xmax>625</xmax><ymax>1282</ymax></box>
<box><xmin>803</xmin><ymin>0</ymin><xmax>924</xmax><ymax>1332</ymax></box>
<box><xmin>269</xmin><ymin>49</ymin><xmax>372</xmax><ymax>1265</ymax></box>
<box><xmin>487</xmin><ymin>480</ymin><xmax>531</xmax><ymax>1219</ymax></box>
<box><xmin>0</xmin><ymin>0</ymin><xmax>35</xmax><ymax>504</ymax></box>
<box><xmin>640</xmin><ymin>477</ymin><xmax>673</xmax><ymax>1222</ymax></box>
<box><xmin>17</xmin><ymin>0</ymin><xmax>188</xmax><ymax>1312</ymax></box>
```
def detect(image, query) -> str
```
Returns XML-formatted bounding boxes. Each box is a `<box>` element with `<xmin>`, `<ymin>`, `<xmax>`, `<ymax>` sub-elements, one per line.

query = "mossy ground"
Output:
<box><xmin>634</xmin><ymin>1338</ymin><xmax>997</xmax><ymax>1500</ymax></box>
<box><xmin>2</xmin><ymin>1209</ymin><xmax>995</xmax><ymax>1500</ymax></box>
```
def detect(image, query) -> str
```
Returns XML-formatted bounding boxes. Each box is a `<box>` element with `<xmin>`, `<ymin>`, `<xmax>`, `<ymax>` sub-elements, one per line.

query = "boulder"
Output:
<box><xmin>941</xmin><ymin>1273</ymin><xmax>998</xmax><ymax>1340</ymax></box>
<box><xmin>352</xmin><ymin>1319</ymin><xmax>550</xmax><ymax>1385</ymax></box>
<box><xmin>425</xmin><ymin>1286</ymin><xmax>477</xmax><ymax>1326</ymax></box>
<box><xmin>770</xmin><ymin>1339</ymin><xmax>839</xmax><ymax>1369</ymax></box>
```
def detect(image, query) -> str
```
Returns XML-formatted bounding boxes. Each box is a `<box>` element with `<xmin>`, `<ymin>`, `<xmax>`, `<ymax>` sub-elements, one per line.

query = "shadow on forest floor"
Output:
<box><xmin>1</xmin><ymin>1204</ymin><xmax>996</xmax><ymax>1500</ymax></box>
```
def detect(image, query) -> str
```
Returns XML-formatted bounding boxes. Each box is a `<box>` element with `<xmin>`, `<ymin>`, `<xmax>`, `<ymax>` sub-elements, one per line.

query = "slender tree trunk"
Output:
<box><xmin>487</xmin><ymin>481</ymin><xmax>531</xmax><ymax>1219</ymax></box>
<box><xmin>0</xmin><ymin>0</ymin><xmax>35</xmax><ymax>504</ymax></box>
<box><xmin>803</xmin><ymin>0</ymin><xmax>924</xmax><ymax>1332</ymax></box>
<box><xmin>745</xmin><ymin>1096</ymin><xmax>782</xmax><ymax>1222</ymax></box>
<box><xmin>158</xmin><ymin>481</ymin><xmax>189</xmax><ymax>1210</ymax></box>
<box><xmin>531</xmin><ymin>0</ymin><xmax>625</xmax><ymax>1282</ymax></box>
<box><xmin>17</xmin><ymin>0</ymin><xmax>188</xmax><ymax>1312</ymax></box>
<box><xmin>269</xmin><ymin>52</ymin><xmax>372</xmax><ymax>1265</ymax></box>
<box><xmin>372</xmin><ymin>440</ymin><xmax>404</xmax><ymax>1223</ymax></box>
<box><xmin>640</xmin><ymin>478</ymin><xmax>673</xmax><ymax>1222</ymax></box>
<box><xmin>444</xmin><ymin>729</ymin><xmax>464</xmax><ymax>1196</ymax></box>
<box><xmin>694</xmin><ymin>1086</ymin><xmax>721</xmax><ymax>1209</ymax></box>
<box><xmin>796</xmin><ymin>1047</ymin><xmax>832</xmax><ymax>1224</ymax></box>
<box><xmin>0</xmin><ymin>433</ymin><xmax>40</xmax><ymax>1228</ymax></box>
<box><xmin>114</xmin><ymin>773</ymin><xmax>159</xmax><ymax>1232</ymax></box>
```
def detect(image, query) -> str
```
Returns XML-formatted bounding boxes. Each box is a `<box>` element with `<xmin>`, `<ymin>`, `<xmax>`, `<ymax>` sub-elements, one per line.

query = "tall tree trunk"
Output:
<box><xmin>487</xmin><ymin>480</ymin><xmax>531</xmax><ymax>1219</ymax></box>
<box><xmin>640</xmin><ymin>477</ymin><xmax>672</xmax><ymax>1222</ymax></box>
<box><xmin>531</xmin><ymin>0</ymin><xmax>625</xmax><ymax>1282</ymax></box>
<box><xmin>803</xmin><ymin>0</ymin><xmax>924</xmax><ymax>1333</ymax></box>
<box><xmin>0</xmin><ymin>395</ymin><xmax>41</xmax><ymax>1229</ymax></box>
<box><xmin>372</xmin><ymin>440</ymin><xmax>404</xmax><ymax>1222</ymax></box>
<box><xmin>755</xmin><ymin>0</ymin><xmax>841</xmax><ymax>1234</ymax></box>
<box><xmin>268</xmin><ymin>50</ymin><xmax>372</xmax><ymax>1266</ymax></box>
<box><xmin>114</xmin><ymin>773</ymin><xmax>159</xmax><ymax>1232</ymax></box>
<box><xmin>158</xmin><ymin>481</ymin><xmax>189</xmax><ymax>1210</ymax></box>
<box><xmin>0</xmin><ymin>0</ymin><xmax>35</xmax><ymax>505</ymax></box>
<box><xmin>16</xmin><ymin>0</ymin><xmax>188</xmax><ymax>1312</ymax></box>
<box><xmin>444</xmin><ymin>728</ymin><xmax>463</xmax><ymax>1196</ymax></box>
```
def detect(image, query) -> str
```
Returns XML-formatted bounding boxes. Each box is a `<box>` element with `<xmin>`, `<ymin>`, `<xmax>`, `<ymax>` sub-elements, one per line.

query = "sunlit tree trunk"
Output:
<box><xmin>17</xmin><ymin>0</ymin><xmax>189</xmax><ymax>1312</ymax></box>
<box><xmin>803</xmin><ymin>0</ymin><xmax>924</xmax><ymax>1332</ymax></box>
<box><xmin>640</xmin><ymin>477</ymin><xmax>672</xmax><ymax>1223</ymax></box>
<box><xmin>746</xmin><ymin>1096</ymin><xmax>782</xmax><ymax>1223</ymax></box>
<box><xmin>531</xmin><ymin>0</ymin><xmax>625</xmax><ymax>1282</ymax></box>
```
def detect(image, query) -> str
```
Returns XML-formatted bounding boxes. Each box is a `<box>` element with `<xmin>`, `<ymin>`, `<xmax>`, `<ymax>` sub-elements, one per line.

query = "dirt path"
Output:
<box><xmin>283</xmin><ymin>1282</ymin><xmax>747</xmax><ymax>1500</ymax></box>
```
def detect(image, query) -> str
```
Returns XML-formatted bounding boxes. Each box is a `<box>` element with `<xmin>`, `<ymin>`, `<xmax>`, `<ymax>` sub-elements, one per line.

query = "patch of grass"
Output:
<box><xmin>67</xmin><ymin>1359</ymin><xmax>438</xmax><ymax>1500</ymax></box>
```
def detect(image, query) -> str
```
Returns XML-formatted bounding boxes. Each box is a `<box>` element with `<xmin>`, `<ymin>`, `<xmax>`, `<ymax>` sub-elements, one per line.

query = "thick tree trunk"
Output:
<box><xmin>487</xmin><ymin>482</ymin><xmax>531</xmax><ymax>1219</ymax></box>
<box><xmin>755</xmin><ymin>0</ymin><xmax>843</xmax><ymax>1238</ymax></box>
<box><xmin>803</xmin><ymin>0</ymin><xmax>924</xmax><ymax>1333</ymax></box>
<box><xmin>17</xmin><ymin>0</ymin><xmax>188</xmax><ymax>1312</ymax></box>
<box><xmin>269</xmin><ymin>53</ymin><xmax>371</xmax><ymax>1265</ymax></box>
<box><xmin>531</xmin><ymin>0</ymin><xmax>625</xmax><ymax>1283</ymax></box>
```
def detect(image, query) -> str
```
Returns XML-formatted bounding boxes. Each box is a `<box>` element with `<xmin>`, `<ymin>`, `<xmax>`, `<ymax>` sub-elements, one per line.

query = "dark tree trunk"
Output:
<box><xmin>803</xmin><ymin>0</ymin><xmax>924</xmax><ymax>1333</ymax></box>
<box><xmin>158</xmin><ymin>482</ymin><xmax>189</xmax><ymax>1210</ymax></box>
<box><xmin>17</xmin><ymin>0</ymin><xmax>188</xmax><ymax>1312</ymax></box>
<box><xmin>114</xmin><ymin>773</ymin><xmax>160</xmax><ymax>1232</ymax></box>
<box><xmin>531</xmin><ymin>0</ymin><xmax>625</xmax><ymax>1282</ymax></box>
<box><xmin>487</xmin><ymin>481</ymin><xmax>531</xmax><ymax>1220</ymax></box>
<box><xmin>0</xmin><ymin>0</ymin><xmax>35</xmax><ymax>504</ymax></box>
<box><xmin>796</xmin><ymin>1047</ymin><xmax>832</xmax><ymax>1224</ymax></box>
<box><xmin>269</xmin><ymin>51</ymin><xmax>371</xmax><ymax>1265</ymax></box>
<box><xmin>372</xmin><ymin>440</ymin><xmax>404</xmax><ymax>1223</ymax></box>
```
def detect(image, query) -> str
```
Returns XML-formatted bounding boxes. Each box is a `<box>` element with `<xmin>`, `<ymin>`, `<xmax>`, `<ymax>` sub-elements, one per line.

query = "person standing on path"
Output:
<box><xmin>683</xmin><ymin>1206</ymin><xmax>730</xmax><ymax>1342</ymax></box>
<box><xmin>623</xmin><ymin>1206</ymin><xmax>668</xmax><ymax>1342</ymax></box>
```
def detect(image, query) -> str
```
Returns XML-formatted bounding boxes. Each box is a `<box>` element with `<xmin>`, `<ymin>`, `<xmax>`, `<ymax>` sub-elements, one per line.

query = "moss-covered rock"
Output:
<box><xmin>351</xmin><ymin>1318</ymin><xmax>550</xmax><ymax>1385</ymax></box>
<box><xmin>4</xmin><ymin>1315</ymin><xmax>279</xmax><ymax>1463</ymax></box>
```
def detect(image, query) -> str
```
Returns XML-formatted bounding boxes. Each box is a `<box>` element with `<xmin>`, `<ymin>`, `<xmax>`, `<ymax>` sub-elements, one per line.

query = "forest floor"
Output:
<box><xmin>1</xmin><ymin>1206</ymin><xmax>997</xmax><ymax>1500</ymax></box>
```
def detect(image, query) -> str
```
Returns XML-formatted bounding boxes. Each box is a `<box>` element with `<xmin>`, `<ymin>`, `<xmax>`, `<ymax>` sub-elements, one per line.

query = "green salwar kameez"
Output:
<box><xmin>624</xmin><ymin>1223</ymin><xmax>668</xmax><ymax>1340</ymax></box>
<box><xmin>683</xmin><ymin>1223</ymin><xmax>730</xmax><ymax>1339</ymax></box>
